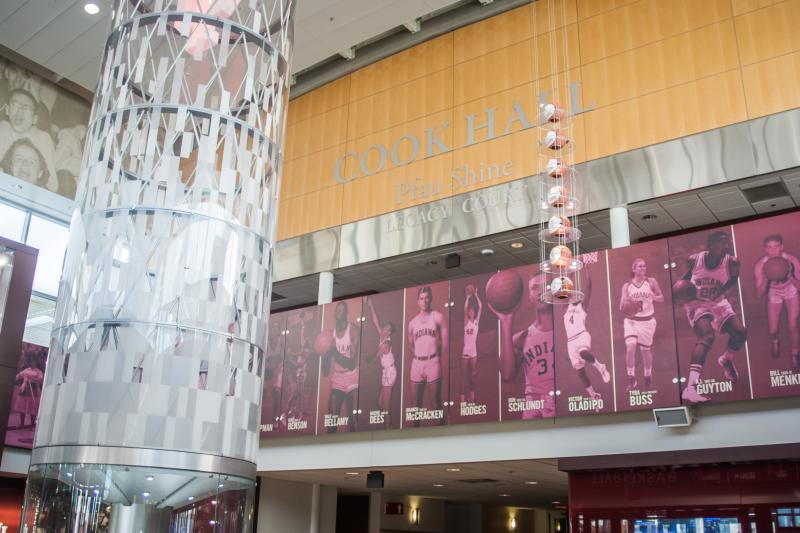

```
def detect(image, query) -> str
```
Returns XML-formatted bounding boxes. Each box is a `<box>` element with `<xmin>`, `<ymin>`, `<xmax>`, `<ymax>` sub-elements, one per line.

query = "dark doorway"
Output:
<box><xmin>335</xmin><ymin>494</ymin><xmax>369</xmax><ymax>533</ymax></box>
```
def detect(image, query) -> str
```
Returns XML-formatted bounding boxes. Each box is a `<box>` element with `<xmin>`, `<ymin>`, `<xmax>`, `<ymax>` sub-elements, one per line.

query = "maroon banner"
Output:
<box><xmin>555</xmin><ymin>251</ymin><xmax>615</xmax><ymax>417</ymax></box>
<box><xmin>668</xmin><ymin>227</ymin><xmax>751</xmax><ymax>404</ymax></box>
<box><xmin>279</xmin><ymin>306</ymin><xmax>321</xmax><ymax>436</ymax></box>
<box><xmin>4</xmin><ymin>342</ymin><xmax>47</xmax><ymax>449</ymax></box>
<box><xmin>357</xmin><ymin>290</ymin><xmax>404</xmax><ymax>431</ymax></box>
<box><xmin>317</xmin><ymin>297</ymin><xmax>362</xmax><ymax>434</ymax></box>
<box><xmin>260</xmin><ymin>312</ymin><xmax>287</xmax><ymax>437</ymax></box>
<box><xmin>607</xmin><ymin>241</ymin><xmax>681</xmax><ymax>411</ymax></box>
<box><xmin>402</xmin><ymin>281</ymin><xmax>450</xmax><ymax>428</ymax></box>
<box><xmin>734</xmin><ymin>212</ymin><xmax>800</xmax><ymax>399</ymax></box>
<box><xmin>491</xmin><ymin>264</ymin><xmax>556</xmax><ymax>421</ymax></box>
<box><xmin>448</xmin><ymin>272</ymin><xmax>500</xmax><ymax>424</ymax></box>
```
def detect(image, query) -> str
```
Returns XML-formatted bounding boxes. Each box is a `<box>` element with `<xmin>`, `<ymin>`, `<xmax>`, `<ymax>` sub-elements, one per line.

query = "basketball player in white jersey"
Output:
<box><xmin>753</xmin><ymin>234</ymin><xmax>800</xmax><ymax>369</ymax></box>
<box><xmin>323</xmin><ymin>301</ymin><xmax>359</xmax><ymax>432</ymax></box>
<box><xmin>366</xmin><ymin>296</ymin><xmax>397</xmax><ymax>429</ymax></box>
<box><xmin>678</xmin><ymin>231</ymin><xmax>747</xmax><ymax>402</ymax></box>
<box><xmin>563</xmin><ymin>273</ymin><xmax>611</xmax><ymax>407</ymax></box>
<box><xmin>492</xmin><ymin>273</ymin><xmax>555</xmax><ymax>419</ymax></box>
<box><xmin>619</xmin><ymin>258</ymin><xmax>665</xmax><ymax>391</ymax></box>
<box><xmin>407</xmin><ymin>286</ymin><xmax>448</xmax><ymax>426</ymax></box>
<box><xmin>284</xmin><ymin>311</ymin><xmax>311</xmax><ymax>422</ymax></box>
<box><xmin>460</xmin><ymin>288</ymin><xmax>482</xmax><ymax>403</ymax></box>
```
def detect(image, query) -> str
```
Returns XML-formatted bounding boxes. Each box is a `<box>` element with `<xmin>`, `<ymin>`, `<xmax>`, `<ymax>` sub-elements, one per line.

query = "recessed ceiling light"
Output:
<box><xmin>499</xmin><ymin>493</ymin><xmax>511</xmax><ymax>497</ymax></box>
<box><xmin>145</xmin><ymin>475</ymin><xmax>154</xmax><ymax>481</ymax></box>
<box><xmin>511</xmin><ymin>242</ymin><xmax>524</xmax><ymax>249</ymax></box>
<box><xmin>142</xmin><ymin>492</ymin><xmax>150</xmax><ymax>497</ymax></box>
<box><xmin>432</xmin><ymin>483</ymin><xmax>444</xmax><ymax>487</ymax></box>
<box><xmin>187</xmin><ymin>496</ymin><xmax>195</xmax><ymax>501</ymax></box>
<box><xmin>66</xmin><ymin>472</ymin><xmax>73</xmax><ymax>477</ymax></box>
<box><xmin>84</xmin><ymin>2</ymin><xmax>100</xmax><ymax>14</ymax></box>
<box><xmin>525</xmin><ymin>481</ymin><xmax>538</xmax><ymax>485</ymax></box>
<box><xmin>218</xmin><ymin>483</ymin><xmax>224</xmax><ymax>488</ymax></box>
<box><xmin>211</xmin><ymin>500</ymin><xmax>217</xmax><ymax>505</ymax></box>
<box><xmin>552</xmin><ymin>501</ymin><xmax>561</xmax><ymax>504</ymax></box>
<box><xmin>480</xmin><ymin>248</ymin><xmax>495</xmax><ymax>256</ymax></box>
<box><xmin>445</xmin><ymin>467</ymin><xmax>461</xmax><ymax>472</ymax></box>
<box><xmin>93</xmin><ymin>489</ymin><xmax>100</xmax><ymax>495</ymax></box>
<box><xmin>346</xmin><ymin>472</ymin><xmax>359</xmax><ymax>476</ymax></box>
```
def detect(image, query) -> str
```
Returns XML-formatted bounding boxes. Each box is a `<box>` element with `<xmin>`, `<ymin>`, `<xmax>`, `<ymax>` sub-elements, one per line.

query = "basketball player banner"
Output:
<box><xmin>733</xmin><ymin>212</ymin><xmax>800</xmax><ymax>400</ymax></box>
<box><xmin>606</xmin><ymin>242</ymin><xmax>681</xmax><ymax>412</ymax></box>
<box><xmin>278</xmin><ymin>306</ymin><xmax>322</xmax><ymax>436</ymax></box>
<box><xmin>554</xmin><ymin>252</ymin><xmax>616</xmax><ymax>416</ymax></box>
<box><xmin>258</xmin><ymin>212</ymin><xmax>800</xmax><ymax>439</ymax></box>
<box><xmin>668</xmin><ymin>227</ymin><xmax>752</xmax><ymax>404</ymax></box>
<box><xmin>491</xmin><ymin>265</ymin><xmax>556</xmax><ymax>421</ymax></box>
<box><xmin>402</xmin><ymin>281</ymin><xmax>451</xmax><ymax>428</ymax></box>
<box><xmin>260</xmin><ymin>312</ymin><xmax>287</xmax><ymax>437</ymax></box>
<box><xmin>317</xmin><ymin>297</ymin><xmax>362</xmax><ymax>434</ymax></box>
<box><xmin>356</xmin><ymin>290</ymin><xmax>404</xmax><ymax>431</ymax></box>
<box><xmin>448</xmin><ymin>272</ymin><xmax>500</xmax><ymax>425</ymax></box>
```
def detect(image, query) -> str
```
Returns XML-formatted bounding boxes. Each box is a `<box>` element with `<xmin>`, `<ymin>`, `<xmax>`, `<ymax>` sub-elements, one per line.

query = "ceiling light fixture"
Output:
<box><xmin>642</xmin><ymin>214</ymin><xmax>657</xmax><ymax>221</ymax></box>
<box><xmin>84</xmin><ymin>2</ymin><xmax>100</xmax><ymax>14</ymax></box>
<box><xmin>524</xmin><ymin>481</ymin><xmax>538</xmax><ymax>485</ymax></box>
<box><xmin>432</xmin><ymin>483</ymin><xmax>444</xmax><ymax>488</ymax></box>
<box><xmin>145</xmin><ymin>475</ymin><xmax>154</xmax><ymax>481</ymax></box>
<box><xmin>346</xmin><ymin>472</ymin><xmax>360</xmax><ymax>476</ymax></box>
<box><xmin>142</xmin><ymin>492</ymin><xmax>150</xmax><ymax>497</ymax></box>
<box><xmin>187</xmin><ymin>496</ymin><xmax>195</xmax><ymax>501</ymax></box>
<box><xmin>511</xmin><ymin>242</ymin><xmax>524</xmax><ymax>249</ymax></box>
<box><xmin>499</xmin><ymin>493</ymin><xmax>511</xmax><ymax>497</ymax></box>
<box><xmin>480</xmin><ymin>248</ymin><xmax>495</xmax><ymax>256</ymax></box>
<box><xmin>445</xmin><ymin>467</ymin><xmax>461</xmax><ymax>472</ymax></box>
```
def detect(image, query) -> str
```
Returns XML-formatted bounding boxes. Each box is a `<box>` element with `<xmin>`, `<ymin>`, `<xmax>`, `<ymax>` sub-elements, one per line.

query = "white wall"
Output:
<box><xmin>259</xmin><ymin>398</ymin><xmax>800</xmax><ymax>472</ymax></box>
<box><xmin>0</xmin><ymin>447</ymin><xmax>30</xmax><ymax>476</ymax></box>
<box><xmin>257</xmin><ymin>478</ymin><xmax>314</xmax><ymax>533</ymax></box>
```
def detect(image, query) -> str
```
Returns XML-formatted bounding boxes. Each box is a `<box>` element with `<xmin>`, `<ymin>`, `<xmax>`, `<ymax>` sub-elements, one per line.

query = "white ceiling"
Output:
<box><xmin>0</xmin><ymin>0</ymin><xmax>464</xmax><ymax>91</ymax></box>
<box><xmin>262</xmin><ymin>458</ymin><xmax>568</xmax><ymax>508</ymax></box>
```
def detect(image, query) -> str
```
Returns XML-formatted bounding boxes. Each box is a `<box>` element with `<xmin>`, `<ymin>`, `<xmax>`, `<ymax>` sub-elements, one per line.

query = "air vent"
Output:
<box><xmin>740</xmin><ymin>181</ymin><xmax>789</xmax><ymax>203</ymax></box>
<box><xmin>272</xmin><ymin>292</ymin><xmax>286</xmax><ymax>302</ymax></box>
<box><xmin>458</xmin><ymin>478</ymin><xmax>499</xmax><ymax>484</ymax></box>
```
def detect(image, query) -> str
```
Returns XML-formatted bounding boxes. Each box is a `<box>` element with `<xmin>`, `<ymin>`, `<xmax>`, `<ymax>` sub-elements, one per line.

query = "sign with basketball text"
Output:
<box><xmin>260</xmin><ymin>312</ymin><xmax>287</xmax><ymax>437</ymax></box>
<box><xmin>492</xmin><ymin>264</ymin><xmax>556</xmax><ymax>421</ymax></box>
<box><xmin>356</xmin><ymin>290</ymin><xmax>404</xmax><ymax>431</ymax></box>
<box><xmin>733</xmin><ymin>212</ymin><xmax>800</xmax><ymax>399</ymax></box>
<box><xmin>448</xmin><ymin>272</ymin><xmax>500</xmax><ymax>425</ymax></box>
<box><xmin>279</xmin><ymin>306</ymin><xmax>321</xmax><ymax>436</ymax></box>
<box><xmin>402</xmin><ymin>281</ymin><xmax>450</xmax><ymax>428</ymax></box>
<box><xmin>317</xmin><ymin>297</ymin><xmax>362</xmax><ymax>434</ymax></box>
<box><xmin>607</xmin><ymin>241</ymin><xmax>681</xmax><ymax>412</ymax></box>
<box><xmin>668</xmin><ymin>227</ymin><xmax>752</xmax><ymax>404</ymax></box>
<box><xmin>554</xmin><ymin>251</ymin><xmax>616</xmax><ymax>417</ymax></box>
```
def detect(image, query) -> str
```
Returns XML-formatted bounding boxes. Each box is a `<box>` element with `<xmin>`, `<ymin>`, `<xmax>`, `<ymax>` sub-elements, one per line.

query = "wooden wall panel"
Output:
<box><xmin>277</xmin><ymin>186</ymin><xmax>343</xmax><ymax>241</ymax></box>
<box><xmin>576</xmin><ymin>0</ymin><xmax>636</xmax><ymax>21</ymax></box>
<box><xmin>533</xmin><ymin>24</ymin><xmax>580</xmax><ymax>80</ymax></box>
<box><xmin>287</xmin><ymin>76</ymin><xmax>351</xmax><ymax>126</ymax></box>
<box><xmin>281</xmin><ymin>143</ymin><xmax>346</xmax><ymax>200</ymax></box>
<box><xmin>531</xmin><ymin>0</ymin><xmax>577</xmax><ymax>36</ymax></box>
<box><xmin>348</xmin><ymin>34</ymin><xmax>453</xmax><ymax>102</ymax></box>
<box><xmin>735</xmin><ymin>0</ymin><xmax>800</xmax><ymax>65</ymax></box>
<box><xmin>284</xmin><ymin>105</ymin><xmax>349</xmax><ymax>162</ymax></box>
<box><xmin>581</xmin><ymin>21</ymin><xmax>739</xmax><ymax>108</ymax></box>
<box><xmin>742</xmin><ymin>50</ymin><xmax>800</xmax><ymax>118</ymax></box>
<box><xmin>732</xmin><ymin>0</ymin><xmax>786</xmax><ymax>16</ymax></box>
<box><xmin>578</xmin><ymin>0</ymin><xmax>731</xmax><ymax>64</ymax></box>
<box><xmin>453</xmin><ymin>4</ymin><xmax>532</xmax><ymax>64</ymax></box>
<box><xmin>454</xmin><ymin>40</ymin><xmax>533</xmax><ymax>105</ymax></box>
<box><xmin>347</xmin><ymin>68</ymin><xmax>453</xmax><ymax>140</ymax></box>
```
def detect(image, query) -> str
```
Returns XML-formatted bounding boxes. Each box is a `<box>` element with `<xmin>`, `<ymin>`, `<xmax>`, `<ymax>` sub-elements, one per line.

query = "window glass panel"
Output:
<box><xmin>0</xmin><ymin>202</ymin><xmax>26</xmax><ymax>242</ymax></box>
<box><xmin>25</xmin><ymin>216</ymin><xmax>69</xmax><ymax>296</ymax></box>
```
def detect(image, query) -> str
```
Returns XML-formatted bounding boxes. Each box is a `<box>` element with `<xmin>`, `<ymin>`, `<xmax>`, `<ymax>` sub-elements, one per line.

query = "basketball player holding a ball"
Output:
<box><xmin>365</xmin><ymin>296</ymin><xmax>398</xmax><ymax>428</ymax></box>
<box><xmin>408</xmin><ymin>286</ymin><xmax>448</xmax><ymax>425</ymax></box>
<box><xmin>563</xmin><ymin>271</ymin><xmax>611</xmax><ymax>407</ymax></box>
<box><xmin>492</xmin><ymin>273</ymin><xmax>556</xmax><ymax>419</ymax></box>
<box><xmin>461</xmin><ymin>285</ymin><xmax>482</xmax><ymax>404</ymax></box>
<box><xmin>753</xmin><ymin>234</ymin><xmax>800</xmax><ymax>369</ymax></box>
<box><xmin>323</xmin><ymin>301</ymin><xmax>360</xmax><ymax>433</ymax></box>
<box><xmin>677</xmin><ymin>231</ymin><xmax>747</xmax><ymax>402</ymax></box>
<box><xmin>619</xmin><ymin>258</ymin><xmax>664</xmax><ymax>392</ymax></box>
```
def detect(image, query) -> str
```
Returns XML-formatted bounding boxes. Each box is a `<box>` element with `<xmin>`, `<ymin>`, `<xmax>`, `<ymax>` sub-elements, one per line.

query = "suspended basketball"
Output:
<box><xmin>314</xmin><ymin>330</ymin><xmax>335</xmax><ymax>356</ymax></box>
<box><xmin>551</xmin><ymin>276</ymin><xmax>574</xmax><ymax>300</ymax></box>
<box><xmin>764</xmin><ymin>256</ymin><xmax>791</xmax><ymax>282</ymax></box>
<box><xmin>486</xmin><ymin>270</ymin><xmax>524</xmax><ymax>313</ymax></box>
<box><xmin>547</xmin><ymin>185</ymin><xmax>569</xmax><ymax>208</ymax></box>
<box><xmin>549</xmin><ymin>245</ymin><xmax>573</xmax><ymax>267</ymax></box>
<box><xmin>546</xmin><ymin>158</ymin><xmax>568</xmax><ymax>178</ymax></box>
<box><xmin>548</xmin><ymin>215</ymin><xmax>572</xmax><ymax>237</ymax></box>
<box><xmin>672</xmin><ymin>279</ymin><xmax>696</xmax><ymax>304</ymax></box>
<box><xmin>545</xmin><ymin>130</ymin><xmax>569</xmax><ymax>150</ymax></box>
<box><xmin>543</xmin><ymin>103</ymin><xmax>565</xmax><ymax>123</ymax></box>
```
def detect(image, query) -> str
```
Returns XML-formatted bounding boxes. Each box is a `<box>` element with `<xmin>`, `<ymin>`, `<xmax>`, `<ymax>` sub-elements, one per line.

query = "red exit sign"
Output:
<box><xmin>384</xmin><ymin>502</ymin><xmax>404</xmax><ymax>515</ymax></box>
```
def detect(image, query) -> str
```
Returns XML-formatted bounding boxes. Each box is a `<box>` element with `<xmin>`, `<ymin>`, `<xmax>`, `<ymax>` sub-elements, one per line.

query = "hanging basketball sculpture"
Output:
<box><xmin>535</xmin><ymin>0</ymin><xmax>583</xmax><ymax>304</ymax></box>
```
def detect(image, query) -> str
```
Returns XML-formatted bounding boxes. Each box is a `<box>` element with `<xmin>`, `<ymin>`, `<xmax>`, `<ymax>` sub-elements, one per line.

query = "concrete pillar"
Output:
<box><xmin>318</xmin><ymin>271</ymin><xmax>334</xmax><ymax>305</ymax></box>
<box><xmin>610</xmin><ymin>205</ymin><xmax>631</xmax><ymax>249</ymax></box>
<box><xmin>368</xmin><ymin>491</ymin><xmax>382</xmax><ymax>533</ymax></box>
<box><xmin>310</xmin><ymin>483</ymin><xmax>321</xmax><ymax>533</ymax></box>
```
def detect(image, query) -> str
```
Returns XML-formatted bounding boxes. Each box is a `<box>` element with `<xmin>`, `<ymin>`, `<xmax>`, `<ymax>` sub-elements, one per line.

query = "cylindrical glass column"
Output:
<box><xmin>22</xmin><ymin>0</ymin><xmax>293</xmax><ymax>530</ymax></box>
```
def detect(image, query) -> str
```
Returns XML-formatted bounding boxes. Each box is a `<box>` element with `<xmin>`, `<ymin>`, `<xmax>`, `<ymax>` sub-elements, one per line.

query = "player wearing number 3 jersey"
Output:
<box><xmin>491</xmin><ymin>273</ymin><xmax>555</xmax><ymax>419</ymax></box>
<box><xmin>678</xmin><ymin>231</ymin><xmax>747</xmax><ymax>403</ymax></box>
